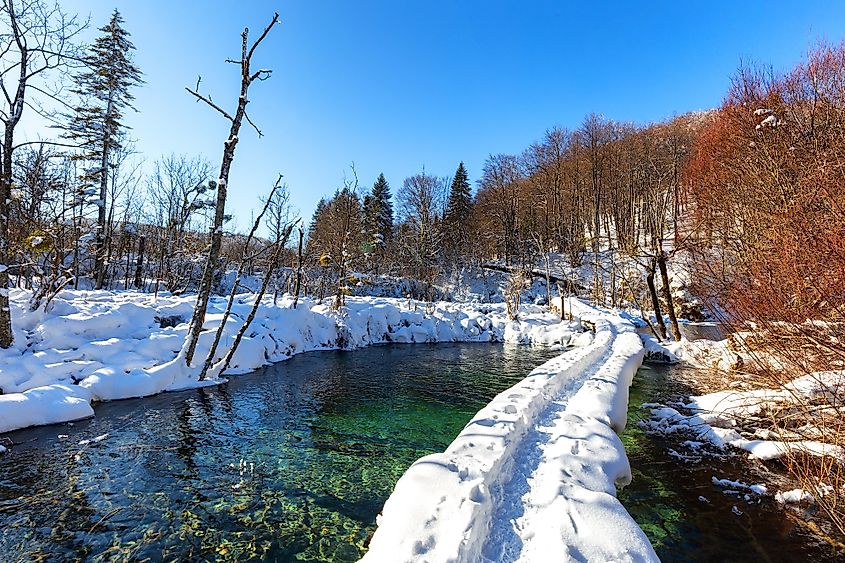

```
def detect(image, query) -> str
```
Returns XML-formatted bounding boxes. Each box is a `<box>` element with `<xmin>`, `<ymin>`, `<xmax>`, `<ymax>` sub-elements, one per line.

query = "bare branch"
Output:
<box><xmin>243</xmin><ymin>110</ymin><xmax>262</xmax><ymax>137</ymax></box>
<box><xmin>246</xmin><ymin>12</ymin><xmax>280</xmax><ymax>64</ymax></box>
<box><xmin>249</xmin><ymin>68</ymin><xmax>272</xmax><ymax>83</ymax></box>
<box><xmin>184</xmin><ymin>86</ymin><xmax>233</xmax><ymax>121</ymax></box>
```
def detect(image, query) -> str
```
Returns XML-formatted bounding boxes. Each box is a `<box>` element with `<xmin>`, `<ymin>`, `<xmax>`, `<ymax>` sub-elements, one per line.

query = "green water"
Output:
<box><xmin>3</xmin><ymin>342</ymin><xmax>838</xmax><ymax>562</ymax></box>
<box><xmin>0</xmin><ymin>343</ymin><xmax>559</xmax><ymax>562</ymax></box>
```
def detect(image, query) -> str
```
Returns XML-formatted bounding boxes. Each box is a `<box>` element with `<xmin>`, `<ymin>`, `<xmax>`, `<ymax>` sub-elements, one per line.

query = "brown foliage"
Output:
<box><xmin>686</xmin><ymin>44</ymin><xmax>845</xmax><ymax>324</ymax></box>
<box><xmin>685</xmin><ymin>41</ymin><xmax>845</xmax><ymax>534</ymax></box>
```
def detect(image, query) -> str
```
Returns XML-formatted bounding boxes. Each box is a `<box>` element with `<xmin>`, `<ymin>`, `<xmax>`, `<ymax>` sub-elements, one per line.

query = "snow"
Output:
<box><xmin>711</xmin><ymin>476</ymin><xmax>768</xmax><ymax>496</ymax></box>
<box><xmin>0</xmin><ymin>384</ymin><xmax>94</xmax><ymax>434</ymax></box>
<box><xmin>0</xmin><ymin>289</ymin><xmax>577</xmax><ymax>434</ymax></box>
<box><xmin>657</xmin><ymin>336</ymin><xmax>737</xmax><ymax>370</ymax></box>
<box><xmin>644</xmin><ymin>381</ymin><xmax>844</xmax><ymax>461</ymax></box>
<box><xmin>644</xmin><ymin>405</ymin><xmax>740</xmax><ymax>449</ymax></box>
<box><xmin>78</xmin><ymin>433</ymin><xmax>109</xmax><ymax>446</ymax></box>
<box><xmin>640</xmin><ymin>331</ymin><xmax>681</xmax><ymax>363</ymax></box>
<box><xmin>775</xmin><ymin>489</ymin><xmax>815</xmax><ymax>505</ymax></box>
<box><xmin>363</xmin><ymin>298</ymin><xmax>656</xmax><ymax>563</ymax></box>
<box><xmin>0</xmin><ymin>289</ymin><xmax>659</xmax><ymax>558</ymax></box>
<box><xmin>686</xmin><ymin>371</ymin><xmax>845</xmax><ymax>418</ymax></box>
<box><xmin>756</xmin><ymin>114</ymin><xmax>780</xmax><ymax>129</ymax></box>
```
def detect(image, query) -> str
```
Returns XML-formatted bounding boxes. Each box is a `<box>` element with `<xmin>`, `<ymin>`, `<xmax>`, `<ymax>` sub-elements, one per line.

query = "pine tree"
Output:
<box><xmin>308</xmin><ymin>198</ymin><xmax>328</xmax><ymax>241</ymax></box>
<box><xmin>65</xmin><ymin>10</ymin><xmax>143</xmax><ymax>289</ymax></box>
<box><xmin>444</xmin><ymin>162</ymin><xmax>473</xmax><ymax>259</ymax></box>
<box><xmin>363</xmin><ymin>173</ymin><xmax>393</xmax><ymax>250</ymax></box>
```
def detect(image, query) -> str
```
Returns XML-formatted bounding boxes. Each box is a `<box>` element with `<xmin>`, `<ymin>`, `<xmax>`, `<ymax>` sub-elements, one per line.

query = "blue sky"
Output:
<box><xmin>45</xmin><ymin>1</ymin><xmax>845</xmax><ymax>230</ymax></box>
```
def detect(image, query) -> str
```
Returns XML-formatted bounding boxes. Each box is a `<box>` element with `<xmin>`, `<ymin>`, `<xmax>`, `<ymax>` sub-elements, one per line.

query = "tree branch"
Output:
<box><xmin>184</xmin><ymin>86</ymin><xmax>233</xmax><ymax>121</ymax></box>
<box><xmin>246</xmin><ymin>12</ymin><xmax>280</xmax><ymax>64</ymax></box>
<box><xmin>243</xmin><ymin>110</ymin><xmax>262</xmax><ymax>137</ymax></box>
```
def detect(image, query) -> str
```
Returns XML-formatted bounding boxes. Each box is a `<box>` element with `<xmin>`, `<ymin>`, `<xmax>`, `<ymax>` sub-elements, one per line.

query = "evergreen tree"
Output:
<box><xmin>444</xmin><ymin>162</ymin><xmax>473</xmax><ymax>258</ymax></box>
<box><xmin>65</xmin><ymin>10</ymin><xmax>143</xmax><ymax>288</ymax></box>
<box><xmin>308</xmin><ymin>198</ymin><xmax>328</xmax><ymax>241</ymax></box>
<box><xmin>363</xmin><ymin>173</ymin><xmax>393</xmax><ymax>249</ymax></box>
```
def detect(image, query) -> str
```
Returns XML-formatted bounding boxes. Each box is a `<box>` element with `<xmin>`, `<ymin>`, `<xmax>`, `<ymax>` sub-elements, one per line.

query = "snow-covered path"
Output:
<box><xmin>363</xmin><ymin>301</ymin><xmax>658</xmax><ymax>562</ymax></box>
<box><xmin>481</xmin><ymin>325</ymin><xmax>617</xmax><ymax>561</ymax></box>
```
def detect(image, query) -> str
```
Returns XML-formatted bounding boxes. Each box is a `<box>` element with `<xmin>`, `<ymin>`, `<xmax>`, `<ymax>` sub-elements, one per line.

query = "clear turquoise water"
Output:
<box><xmin>2</xmin><ymin>343</ymin><xmax>839</xmax><ymax>562</ymax></box>
<box><xmin>0</xmin><ymin>343</ymin><xmax>559</xmax><ymax>561</ymax></box>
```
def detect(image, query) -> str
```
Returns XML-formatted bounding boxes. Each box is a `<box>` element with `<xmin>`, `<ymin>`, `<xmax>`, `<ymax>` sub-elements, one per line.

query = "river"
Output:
<box><xmin>0</xmin><ymin>343</ymin><xmax>558</xmax><ymax>561</ymax></box>
<box><xmin>0</xmin><ymin>340</ymin><xmax>840</xmax><ymax>561</ymax></box>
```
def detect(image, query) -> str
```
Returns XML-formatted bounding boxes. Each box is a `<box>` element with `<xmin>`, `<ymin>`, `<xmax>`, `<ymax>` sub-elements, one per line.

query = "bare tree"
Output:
<box><xmin>198</xmin><ymin>176</ymin><xmax>295</xmax><ymax>380</ymax></box>
<box><xmin>181</xmin><ymin>12</ymin><xmax>279</xmax><ymax>367</ymax></box>
<box><xmin>477</xmin><ymin>154</ymin><xmax>522</xmax><ymax>264</ymax></box>
<box><xmin>0</xmin><ymin>0</ymin><xmax>85</xmax><ymax>347</ymax></box>
<box><xmin>146</xmin><ymin>153</ymin><xmax>212</xmax><ymax>294</ymax></box>
<box><xmin>265</xmin><ymin>181</ymin><xmax>294</xmax><ymax>304</ymax></box>
<box><xmin>397</xmin><ymin>169</ymin><xmax>446</xmax><ymax>298</ymax></box>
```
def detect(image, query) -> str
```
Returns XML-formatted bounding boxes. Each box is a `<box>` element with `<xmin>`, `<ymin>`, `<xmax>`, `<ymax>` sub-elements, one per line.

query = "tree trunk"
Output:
<box><xmin>123</xmin><ymin>233</ymin><xmax>131</xmax><ymax>289</ymax></box>
<box><xmin>183</xmin><ymin>14</ymin><xmax>279</xmax><ymax>366</ymax></box>
<box><xmin>543</xmin><ymin>252</ymin><xmax>552</xmax><ymax>311</ymax></box>
<box><xmin>0</xmin><ymin>129</ymin><xmax>14</xmax><ymax>348</ymax></box>
<box><xmin>658</xmin><ymin>250</ymin><xmax>681</xmax><ymax>341</ymax></box>
<box><xmin>198</xmin><ymin>181</ymin><xmax>281</xmax><ymax>380</ymax></box>
<box><xmin>94</xmin><ymin>96</ymin><xmax>113</xmax><ymax>290</ymax></box>
<box><xmin>134</xmin><ymin>235</ymin><xmax>145</xmax><ymax>288</ymax></box>
<box><xmin>646</xmin><ymin>262</ymin><xmax>668</xmax><ymax>340</ymax></box>
<box><xmin>0</xmin><ymin>27</ymin><xmax>30</xmax><ymax>348</ymax></box>
<box><xmin>214</xmin><ymin>242</ymin><xmax>284</xmax><ymax>377</ymax></box>
<box><xmin>293</xmin><ymin>227</ymin><xmax>303</xmax><ymax>309</ymax></box>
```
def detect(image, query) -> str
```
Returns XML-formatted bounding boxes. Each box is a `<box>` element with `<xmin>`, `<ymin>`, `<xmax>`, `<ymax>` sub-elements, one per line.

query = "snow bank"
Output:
<box><xmin>649</xmin><ymin>405</ymin><xmax>842</xmax><ymax>460</ymax></box>
<box><xmin>0</xmin><ymin>384</ymin><xmax>94</xmax><ymax>433</ymax></box>
<box><xmin>691</xmin><ymin>371</ymin><xmax>845</xmax><ymax>419</ymax></box>
<box><xmin>363</xmin><ymin>298</ymin><xmax>655</xmax><ymax>562</ymax></box>
<box><xmin>640</xmin><ymin>331</ymin><xmax>681</xmax><ymax>363</ymax></box>
<box><xmin>685</xmin><ymin>372</ymin><xmax>845</xmax><ymax>460</ymax></box>
<box><xmin>0</xmin><ymin>289</ymin><xmax>575</xmax><ymax>434</ymax></box>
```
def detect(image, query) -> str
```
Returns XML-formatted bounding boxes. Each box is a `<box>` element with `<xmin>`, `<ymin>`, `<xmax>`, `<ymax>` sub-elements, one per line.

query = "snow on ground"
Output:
<box><xmin>363</xmin><ymin>298</ymin><xmax>657</xmax><ymax>563</ymax></box>
<box><xmin>641</xmin><ymin>370</ymin><xmax>845</xmax><ymax>462</ymax></box>
<box><xmin>0</xmin><ymin>288</ymin><xmax>577</xmax><ymax>434</ymax></box>
<box><xmin>638</xmin><ymin>330</ymin><xmax>742</xmax><ymax>369</ymax></box>
<box><xmin>775</xmin><ymin>489</ymin><xmax>816</xmax><ymax>505</ymax></box>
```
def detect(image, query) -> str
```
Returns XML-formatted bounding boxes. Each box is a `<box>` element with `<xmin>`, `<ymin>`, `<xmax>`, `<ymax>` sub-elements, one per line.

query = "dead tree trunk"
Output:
<box><xmin>214</xmin><ymin>241</ymin><xmax>285</xmax><ymax>377</ymax></box>
<box><xmin>0</xmin><ymin>125</ymin><xmax>15</xmax><ymax>348</ymax></box>
<box><xmin>182</xmin><ymin>13</ymin><xmax>280</xmax><ymax>367</ymax></box>
<box><xmin>293</xmin><ymin>226</ymin><xmax>303</xmax><ymax>309</ymax></box>
<box><xmin>199</xmin><ymin>178</ymin><xmax>282</xmax><ymax>380</ymax></box>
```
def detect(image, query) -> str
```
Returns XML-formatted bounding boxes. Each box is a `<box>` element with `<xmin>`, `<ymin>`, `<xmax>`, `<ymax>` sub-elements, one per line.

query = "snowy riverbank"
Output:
<box><xmin>363</xmin><ymin>299</ymin><xmax>657</xmax><ymax>562</ymax></box>
<box><xmin>0</xmin><ymin>289</ymin><xmax>577</xmax><ymax>434</ymax></box>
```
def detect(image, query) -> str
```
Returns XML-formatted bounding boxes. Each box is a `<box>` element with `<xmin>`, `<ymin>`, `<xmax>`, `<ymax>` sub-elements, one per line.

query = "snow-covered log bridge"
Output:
<box><xmin>363</xmin><ymin>300</ymin><xmax>658</xmax><ymax>562</ymax></box>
